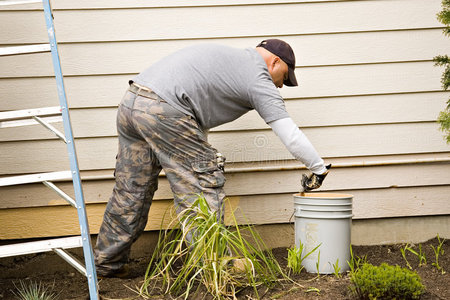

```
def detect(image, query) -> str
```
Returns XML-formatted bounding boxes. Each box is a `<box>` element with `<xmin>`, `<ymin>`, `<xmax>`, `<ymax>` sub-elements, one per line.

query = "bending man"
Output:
<box><xmin>94</xmin><ymin>39</ymin><xmax>330</xmax><ymax>277</ymax></box>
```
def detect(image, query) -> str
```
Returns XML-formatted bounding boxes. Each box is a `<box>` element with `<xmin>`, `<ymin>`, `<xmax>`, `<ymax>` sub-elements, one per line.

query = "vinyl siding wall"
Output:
<box><xmin>1</xmin><ymin>0</ymin><xmax>449</xmax><ymax>242</ymax></box>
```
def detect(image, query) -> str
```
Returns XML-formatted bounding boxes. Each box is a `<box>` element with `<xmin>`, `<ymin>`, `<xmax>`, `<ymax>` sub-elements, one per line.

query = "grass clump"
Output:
<box><xmin>286</xmin><ymin>241</ymin><xmax>320</xmax><ymax>275</ymax></box>
<box><xmin>430</xmin><ymin>234</ymin><xmax>446</xmax><ymax>274</ymax></box>
<box><xmin>13</xmin><ymin>280</ymin><xmax>58</xmax><ymax>300</ymax></box>
<box><xmin>347</xmin><ymin>245</ymin><xmax>367</xmax><ymax>274</ymax></box>
<box><xmin>349</xmin><ymin>263</ymin><xmax>425</xmax><ymax>300</ymax></box>
<box><xmin>140</xmin><ymin>195</ymin><xmax>284</xmax><ymax>299</ymax></box>
<box><xmin>331</xmin><ymin>259</ymin><xmax>342</xmax><ymax>278</ymax></box>
<box><xmin>406</xmin><ymin>244</ymin><xmax>427</xmax><ymax>267</ymax></box>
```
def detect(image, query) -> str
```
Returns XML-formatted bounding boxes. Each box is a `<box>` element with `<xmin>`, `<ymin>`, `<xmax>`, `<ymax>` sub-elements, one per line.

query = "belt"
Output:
<box><xmin>128</xmin><ymin>82</ymin><xmax>166</xmax><ymax>102</ymax></box>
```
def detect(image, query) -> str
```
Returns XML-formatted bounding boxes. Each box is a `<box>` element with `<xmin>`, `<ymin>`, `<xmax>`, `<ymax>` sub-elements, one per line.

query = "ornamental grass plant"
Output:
<box><xmin>140</xmin><ymin>195</ymin><xmax>285</xmax><ymax>299</ymax></box>
<box><xmin>13</xmin><ymin>280</ymin><xmax>59</xmax><ymax>300</ymax></box>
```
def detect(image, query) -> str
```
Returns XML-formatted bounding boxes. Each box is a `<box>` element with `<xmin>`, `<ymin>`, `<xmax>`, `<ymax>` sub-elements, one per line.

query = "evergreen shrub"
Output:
<box><xmin>349</xmin><ymin>263</ymin><xmax>425</xmax><ymax>299</ymax></box>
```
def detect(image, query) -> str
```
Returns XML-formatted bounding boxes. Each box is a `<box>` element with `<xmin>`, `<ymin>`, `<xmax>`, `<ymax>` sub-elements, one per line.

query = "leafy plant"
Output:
<box><xmin>12</xmin><ymin>280</ymin><xmax>58</xmax><ymax>300</ymax></box>
<box><xmin>140</xmin><ymin>195</ymin><xmax>284</xmax><ymax>299</ymax></box>
<box><xmin>434</xmin><ymin>0</ymin><xmax>450</xmax><ymax>143</ymax></box>
<box><xmin>349</xmin><ymin>263</ymin><xmax>425</xmax><ymax>300</ymax></box>
<box><xmin>347</xmin><ymin>245</ymin><xmax>367</xmax><ymax>274</ymax></box>
<box><xmin>287</xmin><ymin>241</ymin><xmax>321</xmax><ymax>275</ymax></box>
<box><xmin>430</xmin><ymin>234</ymin><xmax>446</xmax><ymax>274</ymax></box>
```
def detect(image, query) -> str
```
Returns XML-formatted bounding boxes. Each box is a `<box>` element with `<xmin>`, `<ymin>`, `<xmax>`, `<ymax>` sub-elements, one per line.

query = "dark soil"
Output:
<box><xmin>0</xmin><ymin>237</ymin><xmax>448</xmax><ymax>299</ymax></box>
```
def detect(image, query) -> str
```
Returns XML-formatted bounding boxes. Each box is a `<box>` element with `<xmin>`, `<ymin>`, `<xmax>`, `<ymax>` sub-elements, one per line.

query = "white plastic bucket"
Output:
<box><xmin>294</xmin><ymin>193</ymin><xmax>353</xmax><ymax>274</ymax></box>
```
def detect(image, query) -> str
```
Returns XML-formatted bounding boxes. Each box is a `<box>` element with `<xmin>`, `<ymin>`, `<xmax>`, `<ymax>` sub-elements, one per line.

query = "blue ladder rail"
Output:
<box><xmin>42</xmin><ymin>0</ymin><xmax>99</xmax><ymax>298</ymax></box>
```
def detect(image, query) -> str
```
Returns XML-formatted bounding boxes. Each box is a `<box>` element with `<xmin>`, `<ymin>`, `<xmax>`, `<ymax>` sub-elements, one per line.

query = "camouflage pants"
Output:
<box><xmin>94</xmin><ymin>87</ymin><xmax>226</xmax><ymax>275</ymax></box>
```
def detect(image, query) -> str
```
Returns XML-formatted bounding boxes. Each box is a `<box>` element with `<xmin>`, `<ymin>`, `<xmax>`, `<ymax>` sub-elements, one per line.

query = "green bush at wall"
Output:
<box><xmin>349</xmin><ymin>263</ymin><xmax>425</xmax><ymax>299</ymax></box>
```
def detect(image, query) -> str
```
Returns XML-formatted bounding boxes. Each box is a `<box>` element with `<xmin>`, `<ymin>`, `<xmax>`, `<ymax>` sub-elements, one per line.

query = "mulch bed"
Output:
<box><xmin>0</xmin><ymin>237</ymin><xmax>448</xmax><ymax>299</ymax></box>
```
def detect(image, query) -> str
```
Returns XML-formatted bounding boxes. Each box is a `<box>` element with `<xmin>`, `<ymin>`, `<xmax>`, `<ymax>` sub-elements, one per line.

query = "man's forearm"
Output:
<box><xmin>269</xmin><ymin>117</ymin><xmax>327</xmax><ymax>174</ymax></box>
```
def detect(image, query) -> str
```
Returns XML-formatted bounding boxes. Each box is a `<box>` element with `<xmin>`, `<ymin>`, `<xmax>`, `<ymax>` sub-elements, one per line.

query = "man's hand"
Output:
<box><xmin>300</xmin><ymin>164</ymin><xmax>331</xmax><ymax>192</ymax></box>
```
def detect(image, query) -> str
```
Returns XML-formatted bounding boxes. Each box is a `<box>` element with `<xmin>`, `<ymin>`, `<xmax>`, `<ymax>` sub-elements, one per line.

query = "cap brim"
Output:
<box><xmin>284</xmin><ymin>67</ymin><xmax>298</xmax><ymax>87</ymax></box>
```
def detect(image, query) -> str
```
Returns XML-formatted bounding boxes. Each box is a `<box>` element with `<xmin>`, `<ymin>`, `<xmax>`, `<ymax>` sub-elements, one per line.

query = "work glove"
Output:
<box><xmin>300</xmin><ymin>164</ymin><xmax>331</xmax><ymax>192</ymax></box>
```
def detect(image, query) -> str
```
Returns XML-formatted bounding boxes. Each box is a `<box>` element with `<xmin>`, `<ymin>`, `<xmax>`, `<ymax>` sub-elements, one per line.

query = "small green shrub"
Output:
<box><xmin>350</xmin><ymin>263</ymin><xmax>425</xmax><ymax>300</ymax></box>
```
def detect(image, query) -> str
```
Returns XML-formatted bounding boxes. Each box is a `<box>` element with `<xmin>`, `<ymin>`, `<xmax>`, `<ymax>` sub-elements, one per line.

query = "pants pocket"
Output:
<box><xmin>192</xmin><ymin>160</ymin><xmax>226</xmax><ymax>188</ymax></box>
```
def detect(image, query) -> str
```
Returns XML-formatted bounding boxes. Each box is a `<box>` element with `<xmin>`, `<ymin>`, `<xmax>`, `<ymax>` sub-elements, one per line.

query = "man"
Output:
<box><xmin>94</xmin><ymin>39</ymin><xmax>331</xmax><ymax>277</ymax></box>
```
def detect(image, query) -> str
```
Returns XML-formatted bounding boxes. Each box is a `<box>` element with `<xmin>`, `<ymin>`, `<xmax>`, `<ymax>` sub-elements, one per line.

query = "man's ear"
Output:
<box><xmin>273</xmin><ymin>56</ymin><xmax>282</xmax><ymax>69</ymax></box>
<box><xmin>268</xmin><ymin>56</ymin><xmax>279</xmax><ymax>71</ymax></box>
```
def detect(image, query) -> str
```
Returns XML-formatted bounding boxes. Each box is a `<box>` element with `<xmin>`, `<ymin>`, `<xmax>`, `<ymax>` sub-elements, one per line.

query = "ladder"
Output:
<box><xmin>0</xmin><ymin>1</ymin><xmax>99</xmax><ymax>299</ymax></box>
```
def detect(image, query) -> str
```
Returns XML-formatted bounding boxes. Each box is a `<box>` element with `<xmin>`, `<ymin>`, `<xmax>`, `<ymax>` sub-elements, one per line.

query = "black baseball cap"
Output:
<box><xmin>256</xmin><ymin>39</ymin><xmax>298</xmax><ymax>86</ymax></box>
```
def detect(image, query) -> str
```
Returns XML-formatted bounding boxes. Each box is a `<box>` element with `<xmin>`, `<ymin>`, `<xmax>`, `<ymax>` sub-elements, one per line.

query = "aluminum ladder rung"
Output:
<box><xmin>0</xmin><ymin>115</ymin><xmax>62</xmax><ymax>128</ymax></box>
<box><xmin>0</xmin><ymin>106</ymin><xmax>63</xmax><ymax>132</ymax></box>
<box><xmin>0</xmin><ymin>236</ymin><xmax>83</xmax><ymax>258</ymax></box>
<box><xmin>0</xmin><ymin>0</ymin><xmax>42</xmax><ymax>6</ymax></box>
<box><xmin>0</xmin><ymin>44</ymin><xmax>51</xmax><ymax>56</ymax></box>
<box><xmin>0</xmin><ymin>106</ymin><xmax>61</xmax><ymax>122</ymax></box>
<box><xmin>0</xmin><ymin>170</ymin><xmax>72</xmax><ymax>187</ymax></box>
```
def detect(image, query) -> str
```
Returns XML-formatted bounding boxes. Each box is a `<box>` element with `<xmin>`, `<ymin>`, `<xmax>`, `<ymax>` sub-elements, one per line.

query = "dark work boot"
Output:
<box><xmin>97</xmin><ymin>264</ymin><xmax>130</xmax><ymax>279</ymax></box>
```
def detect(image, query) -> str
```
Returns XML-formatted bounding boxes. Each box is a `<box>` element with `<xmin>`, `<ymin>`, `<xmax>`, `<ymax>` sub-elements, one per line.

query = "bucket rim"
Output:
<box><xmin>295</xmin><ymin>201</ymin><xmax>352</xmax><ymax>207</ymax></box>
<box><xmin>295</xmin><ymin>214</ymin><xmax>354</xmax><ymax>219</ymax></box>
<box><xmin>296</xmin><ymin>207</ymin><xmax>353</xmax><ymax>212</ymax></box>
<box><xmin>293</xmin><ymin>192</ymin><xmax>353</xmax><ymax>199</ymax></box>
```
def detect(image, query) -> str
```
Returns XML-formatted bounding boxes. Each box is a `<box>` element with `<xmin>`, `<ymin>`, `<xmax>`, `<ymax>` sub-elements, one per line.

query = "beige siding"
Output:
<box><xmin>0</xmin><ymin>0</ymin><xmax>442</xmax><ymax>44</ymax></box>
<box><xmin>0</xmin><ymin>0</ymin><xmax>449</xmax><ymax>240</ymax></box>
<box><xmin>0</xmin><ymin>61</ymin><xmax>446</xmax><ymax>109</ymax></box>
<box><xmin>2</xmin><ymin>155</ymin><xmax>449</xmax><ymax>208</ymax></box>
<box><xmin>2</xmin><ymin>29</ymin><xmax>450</xmax><ymax>78</ymax></box>
<box><xmin>1</xmin><ymin>92</ymin><xmax>447</xmax><ymax>141</ymax></box>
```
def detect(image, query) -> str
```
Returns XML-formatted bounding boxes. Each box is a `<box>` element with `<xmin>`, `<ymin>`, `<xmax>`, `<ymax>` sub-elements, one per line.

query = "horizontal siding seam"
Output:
<box><xmin>0</xmin><ymin>60</ymin><xmax>441</xmax><ymax>79</ymax></box>
<box><xmin>1</xmin><ymin>28</ymin><xmax>447</xmax><ymax>46</ymax></box>
<box><xmin>67</xmin><ymin>157</ymin><xmax>450</xmax><ymax>180</ymax></box>
<box><xmin>0</xmin><ymin>120</ymin><xmax>443</xmax><ymax>142</ymax></box>
<box><xmin>0</xmin><ymin>1</ymin><xmax>394</xmax><ymax>12</ymax></box>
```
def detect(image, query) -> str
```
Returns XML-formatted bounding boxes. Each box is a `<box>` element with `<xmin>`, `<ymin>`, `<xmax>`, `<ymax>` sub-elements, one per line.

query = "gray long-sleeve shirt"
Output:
<box><xmin>132</xmin><ymin>44</ymin><xmax>289</xmax><ymax>130</ymax></box>
<box><xmin>132</xmin><ymin>43</ymin><xmax>326</xmax><ymax>174</ymax></box>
